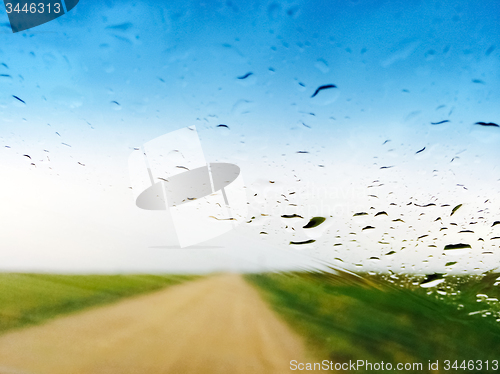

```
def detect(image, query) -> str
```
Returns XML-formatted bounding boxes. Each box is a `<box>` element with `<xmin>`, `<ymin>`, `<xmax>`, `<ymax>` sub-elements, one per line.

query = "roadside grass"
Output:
<box><xmin>0</xmin><ymin>273</ymin><xmax>199</xmax><ymax>334</ymax></box>
<box><xmin>246</xmin><ymin>270</ymin><xmax>500</xmax><ymax>373</ymax></box>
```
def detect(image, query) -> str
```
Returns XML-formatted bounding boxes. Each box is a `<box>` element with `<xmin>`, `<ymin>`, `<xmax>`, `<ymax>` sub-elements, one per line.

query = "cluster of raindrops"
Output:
<box><xmin>373</xmin><ymin>272</ymin><xmax>500</xmax><ymax>323</ymax></box>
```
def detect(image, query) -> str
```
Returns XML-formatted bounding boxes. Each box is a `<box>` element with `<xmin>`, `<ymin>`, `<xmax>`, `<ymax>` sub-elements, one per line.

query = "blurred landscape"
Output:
<box><xmin>1</xmin><ymin>270</ymin><xmax>499</xmax><ymax>373</ymax></box>
<box><xmin>248</xmin><ymin>270</ymin><xmax>500</xmax><ymax>372</ymax></box>
<box><xmin>0</xmin><ymin>273</ymin><xmax>198</xmax><ymax>333</ymax></box>
<box><xmin>1</xmin><ymin>1</ymin><xmax>500</xmax><ymax>371</ymax></box>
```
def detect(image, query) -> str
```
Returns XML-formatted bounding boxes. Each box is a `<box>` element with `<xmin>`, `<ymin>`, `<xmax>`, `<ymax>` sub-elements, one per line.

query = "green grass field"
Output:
<box><xmin>0</xmin><ymin>273</ymin><xmax>199</xmax><ymax>334</ymax></box>
<box><xmin>246</xmin><ymin>270</ymin><xmax>500</xmax><ymax>373</ymax></box>
<box><xmin>3</xmin><ymin>270</ymin><xmax>499</xmax><ymax>373</ymax></box>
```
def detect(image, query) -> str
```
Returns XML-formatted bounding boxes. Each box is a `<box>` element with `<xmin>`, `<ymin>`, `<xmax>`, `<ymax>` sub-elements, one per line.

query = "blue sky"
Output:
<box><xmin>0</xmin><ymin>0</ymin><xmax>499</xmax><ymax>273</ymax></box>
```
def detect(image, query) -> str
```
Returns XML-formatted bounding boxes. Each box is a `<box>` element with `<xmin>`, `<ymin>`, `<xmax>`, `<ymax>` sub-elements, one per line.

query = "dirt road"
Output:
<box><xmin>0</xmin><ymin>274</ymin><xmax>304</xmax><ymax>374</ymax></box>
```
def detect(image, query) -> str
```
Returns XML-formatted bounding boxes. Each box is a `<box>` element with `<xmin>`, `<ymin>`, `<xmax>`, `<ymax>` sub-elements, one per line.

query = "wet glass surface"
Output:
<box><xmin>1</xmin><ymin>0</ymin><xmax>500</xmax><ymax>372</ymax></box>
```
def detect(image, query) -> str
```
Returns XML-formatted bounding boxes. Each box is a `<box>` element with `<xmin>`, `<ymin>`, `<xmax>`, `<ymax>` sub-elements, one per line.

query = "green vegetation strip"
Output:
<box><xmin>246</xmin><ymin>271</ymin><xmax>500</xmax><ymax>373</ymax></box>
<box><xmin>0</xmin><ymin>273</ymin><xmax>199</xmax><ymax>334</ymax></box>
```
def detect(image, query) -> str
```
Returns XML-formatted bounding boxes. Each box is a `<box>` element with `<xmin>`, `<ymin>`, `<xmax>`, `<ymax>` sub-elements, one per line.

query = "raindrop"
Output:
<box><xmin>444</xmin><ymin>243</ymin><xmax>471</xmax><ymax>250</ymax></box>
<box><xmin>314</xmin><ymin>59</ymin><xmax>330</xmax><ymax>73</ymax></box>
<box><xmin>290</xmin><ymin>239</ymin><xmax>316</xmax><ymax>245</ymax></box>
<box><xmin>311</xmin><ymin>84</ymin><xmax>337</xmax><ymax>98</ymax></box>
<box><xmin>303</xmin><ymin>217</ymin><xmax>326</xmax><ymax>229</ymax></box>
<box><xmin>286</xmin><ymin>6</ymin><xmax>299</xmax><ymax>17</ymax></box>
<box><xmin>475</xmin><ymin>122</ymin><xmax>499</xmax><ymax>127</ymax></box>
<box><xmin>420</xmin><ymin>274</ymin><xmax>445</xmax><ymax>288</ymax></box>
<box><xmin>485</xmin><ymin>45</ymin><xmax>496</xmax><ymax>56</ymax></box>
<box><xmin>237</xmin><ymin>72</ymin><xmax>253</xmax><ymax>80</ymax></box>
<box><xmin>415</xmin><ymin>147</ymin><xmax>426</xmax><ymax>154</ymax></box>
<box><xmin>12</xmin><ymin>95</ymin><xmax>26</xmax><ymax>104</ymax></box>
<box><xmin>450</xmin><ymin>204</ymin><xmax>463</xmax><ymax>216</ymax></box>
<box><xmin>281</xmin><ymin>214</ymin><xmax>303</xmax><ymax>219</ymax></box>
<box><xmin>0</xmin><ymin>74</ymin><xmax>12</xmax><ymax>82</ymax></box>
<box><xmin>431</xmin><ymin>120</ymin><xmax>450</xmax><ymax>125</ymax></box>
<box><xmin>106</xmin><ymin>22</ymin><xmax>133</xmax><ymax>31</ymax></box>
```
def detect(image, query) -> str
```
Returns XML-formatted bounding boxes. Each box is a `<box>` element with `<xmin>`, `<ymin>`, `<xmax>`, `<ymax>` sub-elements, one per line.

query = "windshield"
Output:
<box><xmin>1</xmin><ymin>1</ymin><xmax>500</xmax><ymax>373</ymax></box>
